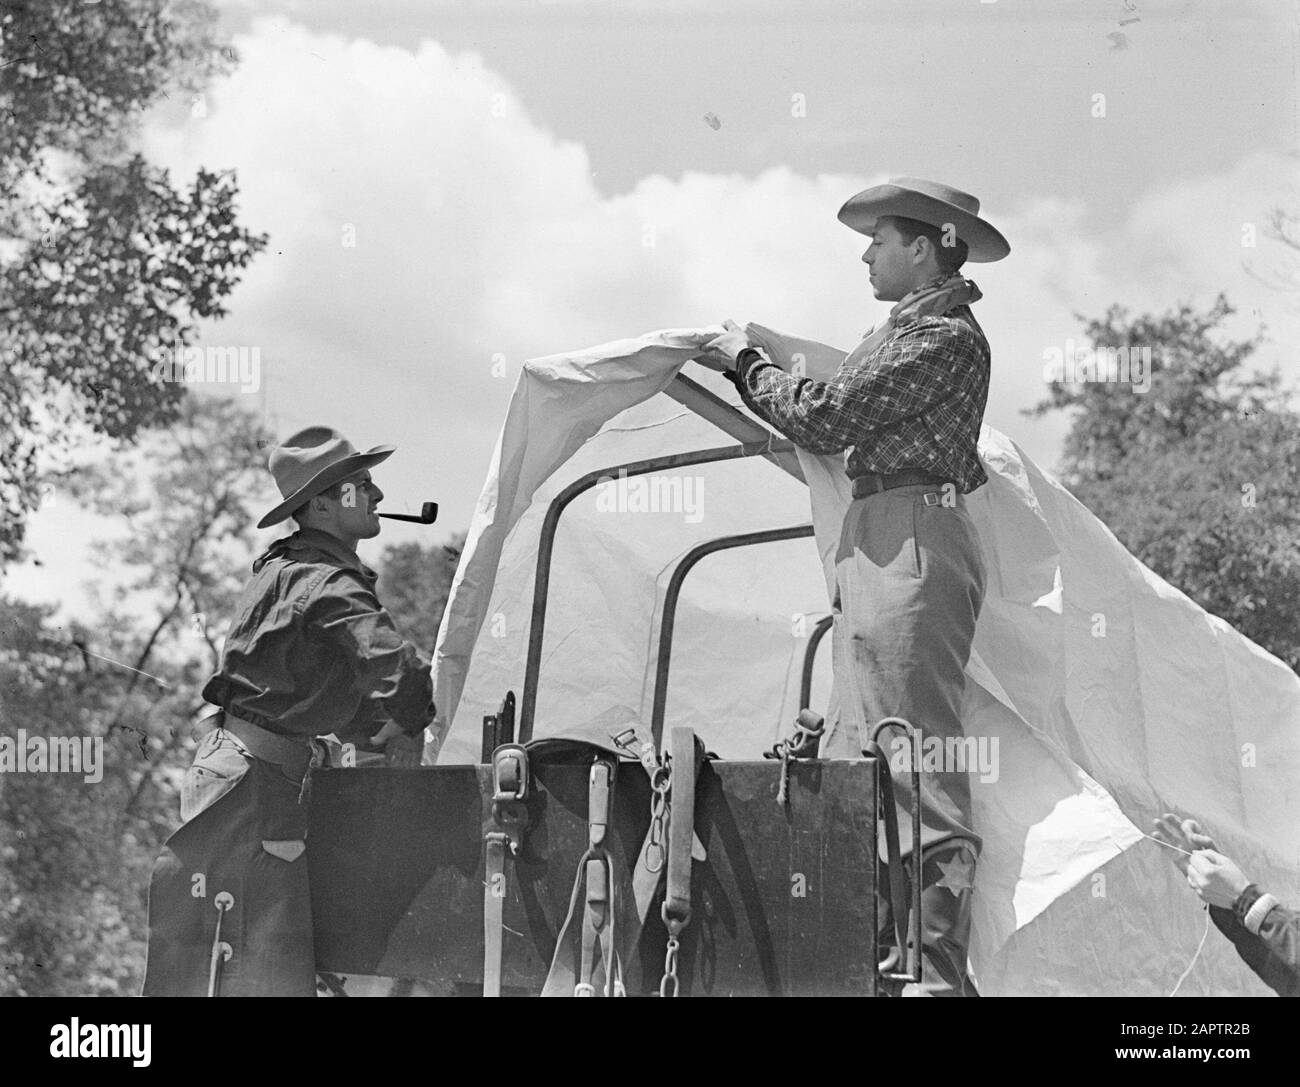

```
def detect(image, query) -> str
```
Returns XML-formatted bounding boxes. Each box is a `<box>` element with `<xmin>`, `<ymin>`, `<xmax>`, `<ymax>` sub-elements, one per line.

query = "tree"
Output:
<box><xmin>1246</xmin><ymin>205</ymin><xmax>1300</xmax><ymax>293</ymax></box>
<box><xmin>1029</xmin><ymin>295</ymin><xmax>1279</xmax><ymax>484</ymax></box>
<box><xmin>0</xmin><ymin>395</ymin><xmax>275</xmax><ymax>995</ymax></box>
<box><xmin>377</xmin><ymin>535</ymin><xmax>466</xmax><ymax>656</ymax></box>
<box><xmin>0</xmin><ymin>390</ymin><xmax>471</xmax><ymax>994</ymax></box>
<box><xmin>61</xmin><ymin>394</ymin><xmax>277</xmax><ymax>835</ymax></box>
<box><xmin>0</xmin><ymin>595</ymin><xmax>144</xmax><ymax>995</ymax></box>
<box><xmin>1026</xmin><ymin>296</ymin><xmax>1300</xmax><ymax>671</ymax></box>
<box><xmin>0</xmin><ymin>0</ymin><xmax>266</xmax><ymax>569</ymax></box>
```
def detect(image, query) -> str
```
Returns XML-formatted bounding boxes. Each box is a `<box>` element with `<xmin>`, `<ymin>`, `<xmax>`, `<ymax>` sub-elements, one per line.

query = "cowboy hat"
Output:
<box><xmin>837</xmin><ymin>176</ymin><xmax>1010</xmax><ymax>263</ymax></box>
<box><xmin>258</xmin><ymin>425</ymin><xmax>394</xmax><ymax>529</ymax></box>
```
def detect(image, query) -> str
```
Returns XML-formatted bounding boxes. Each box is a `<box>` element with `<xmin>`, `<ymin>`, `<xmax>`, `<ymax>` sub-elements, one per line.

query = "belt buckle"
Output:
<box><xmin>922</xmin><ymin>490</ymin><xmax>943</xmax><ymax>507</ymax></box>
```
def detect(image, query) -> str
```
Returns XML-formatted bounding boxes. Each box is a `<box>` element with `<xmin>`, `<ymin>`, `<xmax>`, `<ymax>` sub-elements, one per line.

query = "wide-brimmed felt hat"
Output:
<box><xmin>258</xmin><ymin>425</ymin><xmax>394</xmax><ymax>529</ymax></box>
<box><xmin>837</xmin><ymin>176</ymin><xmax>1010</xmax><ymax>263</ymax></box>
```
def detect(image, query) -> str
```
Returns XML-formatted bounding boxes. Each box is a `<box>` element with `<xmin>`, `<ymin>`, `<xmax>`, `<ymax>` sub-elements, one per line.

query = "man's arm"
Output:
<box><xmin>337</xmin><ymin>661</ymin><xmax>434</xmax><ymax>743</ymax></box>
<box><xmin>734</xmin><ymin>317</ymin><xmax>985</xmax><ymax>455</ymax></box>
<box><xmin>724</xmin><ymin>363</ymin><xmax>814</xmax><ymax>449</ymax></box>
<box><xmin>1155</xmin><ymin>816</ymin><xmax>1300</xmax><ymax>997</ymax></box>
<box><xmin>1208</xmin><ymin>885</ymin><xmax>1300</xmax><ymax>998</ymax></box>
<box><xmin>307</xmin><ymin>570</ymin><xmax>435</xmax><ymax>738</ymax></box>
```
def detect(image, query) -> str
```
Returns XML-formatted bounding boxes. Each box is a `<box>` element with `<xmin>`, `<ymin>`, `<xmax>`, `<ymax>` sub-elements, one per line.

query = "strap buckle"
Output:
<box><xmin>661</xmin><ymin>897</ymin><xmax>691</xmax><ymax>935</ymax></box>
<box><xmin>610</xmin><ymin>725</ymin><xmax>658</xmax><ymax>775</ymax></box>
<box><xmin>491</xmin><ymin>743</ymin><xmax>528</xmax><ymax>803</ymax></box>
<box><xmin>489</xmin><ymin>743</ymin><xmax>530</xmax><ymax>856</ymax></box>
<box><xmin>588</xmin><ymin>758</ymin><xmax>614</xmax><ymax>849</ymax></box>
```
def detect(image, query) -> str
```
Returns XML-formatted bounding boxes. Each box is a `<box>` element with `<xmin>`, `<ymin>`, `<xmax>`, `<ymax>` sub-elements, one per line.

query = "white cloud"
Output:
<box><xmin>9</xmin><ymin>15</ymin><xmax>1295</xmax><ymax>617</ymax></box>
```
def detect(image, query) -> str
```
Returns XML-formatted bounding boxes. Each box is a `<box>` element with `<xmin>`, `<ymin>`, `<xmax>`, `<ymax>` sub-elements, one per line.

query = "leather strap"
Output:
<box><xmin>582</xmin><ymin>759</ymin><xmax>618</xmax><ymax>996</ymax></box>
<box><xmin>483</xmin><ymin>743</ymin><xmax>529</xmax><ymax>998</ymax></box>
<box><xmin>613</xmin><ymin>727</ymin><xmax>703</xmax><ymax>935</ymax></box>
<box><xmin>663</xmin><ymin>727</ymin><xmax>697</xmax><ymax>934</ymax></box>
<box><xmin>542</xmin><ymin>852</ymin><xmax>590</xmax><ymax>997</ymax></box>
<box><xmin>540</xmin><ymin>733</ymin><xmax>707</xmax><ymax>996</ymax></box>
<box><xmin>482</xmin><ymin>834</ymin><xmax>508</xmax><ymax>997</ymax></box>
<box><xmin>630</xmin><ymin>749</ymin><xmax>707</xmax><ymax>928</ymax></box>
<box><xmin>542</xmin><ymin>755</ymin><xmax>621</xmax><ymax>996</ymax></box>
<box><xmin>865</xmin><ymin>737</ymin><xmax>911</xmax><ymax>971</ymax></box>
<box><xmin>864</xmin><ymin>718</ymin><xmax>924</xmax><ymax>985</ymax></box>
<box><xmin>577</xmin><ymin>858</ymin><xmax>617</xmax><ymax>996</ymax></box>
<box><xmin>655</xmin><ymin>728</ymin><xmax>702</xmax><ymax>997</ymax></box>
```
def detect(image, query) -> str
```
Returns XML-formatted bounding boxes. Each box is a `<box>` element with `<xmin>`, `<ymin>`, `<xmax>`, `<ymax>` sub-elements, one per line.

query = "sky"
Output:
<box><xmin>5</xmin><ymin>0</ymin><xmax>1298</xmax><ymax>620</ymax></box>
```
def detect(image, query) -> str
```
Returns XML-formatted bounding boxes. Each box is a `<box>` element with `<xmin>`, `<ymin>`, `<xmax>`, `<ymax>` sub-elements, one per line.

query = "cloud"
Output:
<box><xmin>10</xmin><ymin>14</ymin><xmax>1293</xmax><ymax>616</ymax></box>
<box><xmin>1122</xmin><ymin>151</ymin><xmax>1300</xmax><ymax>333</ymax></box>
<box><xmin>149</xmin><ymin>18</ymin><xmax>1298</xmax><ymax>457</ymax></box>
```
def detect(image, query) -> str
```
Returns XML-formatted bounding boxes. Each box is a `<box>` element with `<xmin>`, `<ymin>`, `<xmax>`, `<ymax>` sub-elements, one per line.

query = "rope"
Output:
<box><xmin>764</xmin><ymin>712</ymin><xmax>824</xmax><ymax>806</ymax></box>
<box><xmin>1168</xmin><ymin>908</ymin><xmax>1212</xmax><ymax>998</ymax></box>
<box><xmin>1119</xmin><ymin>830</ymin><xmax>1210</xmax><ymax>994</ymax></box>
<box><xmin>1140</xmin><ymin>832</ymin><xmax>1194</xmax><ymax>858</ymax></box>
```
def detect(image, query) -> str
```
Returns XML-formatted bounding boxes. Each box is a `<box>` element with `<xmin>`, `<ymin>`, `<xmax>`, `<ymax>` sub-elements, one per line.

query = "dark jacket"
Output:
<box><xmin>202</xmin><ymin>527</ymin><xmax>434</xmax><ymax>741</ymax></box>
<box><xmin>1210</xmin><ymin>884</ymin><xmax>1300</xmax><ymax>997</ymax></box>
<box><xmin>144</xmin><ymin>527</ymin><xmax>434</xmax><ymax>996</ymax></box>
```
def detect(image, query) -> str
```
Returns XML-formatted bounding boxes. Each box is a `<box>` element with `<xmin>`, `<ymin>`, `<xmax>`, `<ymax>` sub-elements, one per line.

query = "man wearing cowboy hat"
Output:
<box><xmin>143</xmin><ymin>426</ymin><xmax>435</xmax><ymax>996</ymax></box>
<box><xmin>703</xmin><ymin>178</ymin><xmax>1008</xmax><ymax>997</ymax></box>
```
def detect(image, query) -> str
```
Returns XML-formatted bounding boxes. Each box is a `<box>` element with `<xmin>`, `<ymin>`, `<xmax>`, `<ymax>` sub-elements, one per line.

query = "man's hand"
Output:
<box><xmin>1187</xmin><ymin>849</ymin><xmax>1251</xmax><ymax>909</ymax></box>
<box><xmin>372</xmin><ymin>720</ymin><xmax>422</xmax><ymax>767</ymax></box>
<box><xmin>697</xmin><ymin>319</ymin><xmax>751</xmax><ymax>372</ymax></box>
<box><xmin>1151</xmin><ymin>812</ymin><xmax>1218</xmax><ymax>877</ymax></box>
<box><xmin>1152</xmin><ymin>813</ymin><xmax>1249</xmax><ymax>908</ymax></box>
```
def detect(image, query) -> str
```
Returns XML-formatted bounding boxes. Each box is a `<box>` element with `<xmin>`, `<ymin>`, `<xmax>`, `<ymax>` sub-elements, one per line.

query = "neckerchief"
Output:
<box><xmin>845</xmin><ymin>271</ymin><xmax>982</xmax><ymax>366</ymax></box>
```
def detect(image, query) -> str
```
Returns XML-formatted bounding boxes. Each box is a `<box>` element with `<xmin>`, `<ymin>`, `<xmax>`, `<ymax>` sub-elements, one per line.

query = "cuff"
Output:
<box><xmin>402</xmin><ymin>706</ymin><xmax>434</xmax><ymax>738</ymax></box>
<box><xmin>1233</xmin><ymin>883</ymin><xmax>1263</xmax><ymax>926</ymax></box>
<box><xmin>1237</xmin><ymin>885</ymin><xmax>1279</xmax><ymax>934</ymax></box>
<box><xmin>735</xmin><ymin>346</ymin><xmax>767</xmax><ymax>383</ymax></box>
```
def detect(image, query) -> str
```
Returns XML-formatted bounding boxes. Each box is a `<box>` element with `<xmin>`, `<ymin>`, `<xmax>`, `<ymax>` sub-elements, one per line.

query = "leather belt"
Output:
<box><xmin>851</xmin><ymin>468</ymin><xmax>952</xmax><ymax>499</ymax></box>
<box><xmin>217</xmin><ymin>711</ymin><xmax>315</xmax><ymax>782</ymax></box>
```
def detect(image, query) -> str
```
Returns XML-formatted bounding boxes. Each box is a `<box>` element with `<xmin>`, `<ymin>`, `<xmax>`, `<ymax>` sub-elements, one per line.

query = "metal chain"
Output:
<box><xmin>645</xmin><ymin>763</ymin><xmax>671</xmax><ymax>873</ymax></box>
<box><xmin>659</xmin><ymin>934</ymin><xmax>680</xmax><ymax>998</ymax></box>
<box><xmin>613</xmin><ymin>726</ymin><xmax>681</xmax><ymax>996</ymax></box>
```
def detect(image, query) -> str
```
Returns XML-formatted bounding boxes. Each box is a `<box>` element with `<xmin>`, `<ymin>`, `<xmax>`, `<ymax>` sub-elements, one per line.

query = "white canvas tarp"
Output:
<box><xmin>429</xmin><ymin>326</ymin><xmax>1300</xmax><ymax>996</ymax></box>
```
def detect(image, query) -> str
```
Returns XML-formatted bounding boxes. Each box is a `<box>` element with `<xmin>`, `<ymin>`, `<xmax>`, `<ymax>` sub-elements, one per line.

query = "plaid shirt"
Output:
<box><xmin>734</xmin><ymin>305</ymin><xmax>990</xmax><ymax>494</ymax></box>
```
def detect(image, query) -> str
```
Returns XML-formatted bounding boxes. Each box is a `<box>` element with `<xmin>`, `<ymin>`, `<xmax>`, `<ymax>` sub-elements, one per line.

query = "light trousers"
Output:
<box><xmin>820</xmin><ymin>483</ymin><xmax>987</xmax><ymax>859</ymax></box>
